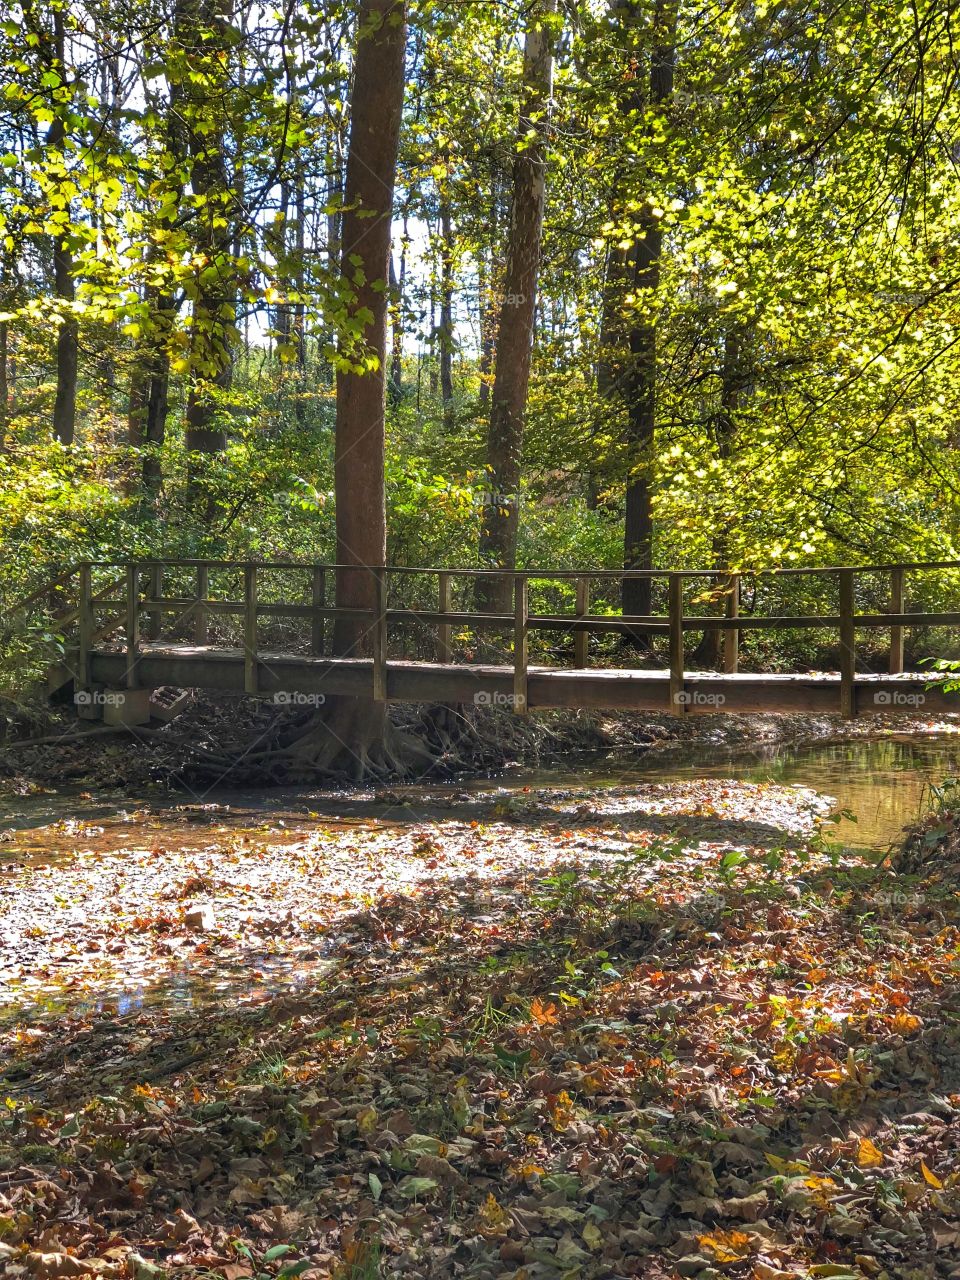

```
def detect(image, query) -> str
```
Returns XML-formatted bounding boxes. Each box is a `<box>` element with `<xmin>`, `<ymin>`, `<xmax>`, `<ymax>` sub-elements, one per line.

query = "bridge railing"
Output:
<box><xmin>14</xmin><ymin>558</ymin><xmax>959</xmax><ymax>715</ymax></box>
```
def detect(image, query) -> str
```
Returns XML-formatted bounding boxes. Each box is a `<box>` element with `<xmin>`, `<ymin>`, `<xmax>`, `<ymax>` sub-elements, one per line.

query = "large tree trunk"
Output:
<box><xmin>332</xmin><ymin>0</ymin><xmax>406</xmax><ymax>656</ymax></box>
<box><xmin>476</xmin><ymin>0</ymin><xmax>557</xmax><ymax>613</ymax></box>
<box><xmin>284</xmin><ymin>0</ymin><xmax>412</xmax><ymax>779</ymax></box>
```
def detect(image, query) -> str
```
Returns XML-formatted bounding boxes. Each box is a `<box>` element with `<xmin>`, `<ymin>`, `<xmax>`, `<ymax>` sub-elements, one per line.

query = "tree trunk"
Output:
<box><xmin>611</xmin><ymin>0</ymin><xmax>678</xmax><ymax>637</ymax></box>
<box><xmin>49</xmin><ymin>8</ymin><xmax>76</xmax><ymax>446</ymax></box>
<box><xmin>333</xmin><ymin>0</ymin><xmax>407</xmax><ymax>657</ymax></box>
<box><xmin>476</xmin><ymin>0</ymin><xmax>557</xmax><ymax>613</ymax></box>
<box><xmin>389</xmin><ymin>250</ymin><xmax>404</xmax><ymax>403</ymax></box>
<box><xmin>692</xmin><ymin>325</ymin><xmax>743</xmax><ymax>668</ymax></box>
<box><xmin>283</xmin><ymin>0</ymin><xmax>410</xmax><ymax>780</ymax></box>
<box><xmin>174</xmin><ymin>0</ymin><xmax>237</xmax><ymax>474</ymax></box>
<box><xmin>0</xmin><ymin>319</ymin><xmax>8</xmax><ymax>448</ymax></box>
<box><xmin>439</xmin><ymin>194</ymin><xmax>455</xmax><ymax>425</ymax></box>
<box><xmin>428</xmin><ymin>284</ymin><xmax>439</xmax><ymax>396</ymax></box>
<box><xmin>293</xmin><ymin>172</ymin><xmax>308</xmax><ymax>415</ymax></box>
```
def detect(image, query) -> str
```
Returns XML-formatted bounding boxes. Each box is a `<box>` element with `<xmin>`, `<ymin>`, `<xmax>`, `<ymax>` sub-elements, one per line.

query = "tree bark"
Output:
<box><xmin>333</xmin><ymin>0</ymin><xmax>407</xmax><ymax>658</ymax></box>
<box><xmin>0</xmin><ymin>320</ymin><xmax>8</xmax><ymax>447</ymax></box>
<box><xmin>49</xmin><ymin>8</ymin><xmax>77</xmax><ymax>446</ymax></box>
<box><xmin>693</xmin><ymin>324</ymin><xmax>743</xmax><ymax>667</ymax></box>
<box><xmin>439</xmin><ymin>194</ymin><xmax>455</xmax><ymax>425</ymax></box>
<box><xmin>616</xmin><ymin>0</ymin><xmax>675</xmax><ymax>637</ymax></box>
<box><xmin>174</xmin><ymin>0</ymin><xmax>237</xmax><ymax>471</ymax></box>
<box><xmin>389</xmin><ymin>247</ymin><xmax>404</xmax><ymax>403</ymax></box>
<box><xmin>476</xmin><ymin>0</ymin><xmax>557</xmax><ymax>613</ymax></box>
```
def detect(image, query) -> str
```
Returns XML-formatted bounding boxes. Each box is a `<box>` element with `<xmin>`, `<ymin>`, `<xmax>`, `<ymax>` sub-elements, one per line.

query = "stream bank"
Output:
<box><xmin>1</xmin><ymin>688</ymin><xmax>958</xmax><ymax>795</ymax></box>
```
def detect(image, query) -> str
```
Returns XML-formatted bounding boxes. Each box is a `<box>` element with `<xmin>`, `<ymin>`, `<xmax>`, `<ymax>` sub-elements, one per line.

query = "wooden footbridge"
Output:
<box><xmin>11</xmin><ymin>559</ymin><xmax>960</xmax><ymax>722</ymax></box>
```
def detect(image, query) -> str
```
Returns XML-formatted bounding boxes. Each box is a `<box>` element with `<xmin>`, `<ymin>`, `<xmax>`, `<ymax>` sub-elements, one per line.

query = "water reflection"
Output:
<box><xmin>629</xmin><ymin>733</ymin><xmax>960</xmax><ymax>850</ymax></box>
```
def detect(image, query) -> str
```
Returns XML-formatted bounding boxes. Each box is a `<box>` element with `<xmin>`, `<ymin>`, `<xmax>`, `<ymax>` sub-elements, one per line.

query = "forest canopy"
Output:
<box><xmin>1</xmin><ymin>0</ymin><xmax>959</xmax><ymax>609</ymax></box>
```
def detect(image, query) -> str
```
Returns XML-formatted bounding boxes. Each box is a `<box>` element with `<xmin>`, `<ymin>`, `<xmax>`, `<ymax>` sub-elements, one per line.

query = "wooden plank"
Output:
<box><xmin>88</xmin><ymin>648</ymin><xmax>960</xmax><ymax>717</ymax></box>
<box><xmin>669</xmin><ymin>574</ymin><xmax>686</xmax><ymax>713</ymax></box>
<box><xmin>244</xmin><ymin>565</ymin><xmax>258</xmax><ymax>695</ymax></box>
<box><xmin>574</xmin><ymin>576</ymin><xmax>589</xmax><ymax>667</ymax></box>
<box><xmin>372</xmin><ymin>568</ymin><xmax>388</xmax><ymax>702</ymax></box>
<box><xmin>125</xmin><ymin>564</ymin><xmax>140</xmax><ymax>689</ymax></box>
<box><xmin>839</xmin><ymin>568</ymin><xmax>856</xmax><ymax>718</ymax></box>
<box><xmin>77</xmin><ymin>563</ymin><xmax>93</xmax><ymax>689</ymax></box>
<box><xmin>437</xmin><ymin>572</ymin><xmax>453</xmax><ymax>663</ymax></box>
<box><xmin>195</xmin><ymin>564</ymin><xmax>209</xmax><ymax>645</ymax></box>
<box><xmin>514</xmin><ymin>576</ymin><xmax>529</xmax><ymax>714</ymax></box>
<box><xmin>889</xmin><ymin>567</ymin><xmax>905</xmax><ymax>675</ymax></box>
<box><xmin>311</xmin><ymin>567</ymin><xmax>326</xmax><ymax>657</ymax></box>
<box><xmin>724</xmin><ymin>574</ymin><xmax>740</xmax><ymax>674</ymax></box>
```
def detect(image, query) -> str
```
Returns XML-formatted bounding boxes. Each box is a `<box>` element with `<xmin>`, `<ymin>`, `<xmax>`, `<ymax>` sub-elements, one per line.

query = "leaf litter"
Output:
<box><xmin>0</xmin><ymin>777</ymin><xmax>958</xmax><ymax>1279</ymax></box>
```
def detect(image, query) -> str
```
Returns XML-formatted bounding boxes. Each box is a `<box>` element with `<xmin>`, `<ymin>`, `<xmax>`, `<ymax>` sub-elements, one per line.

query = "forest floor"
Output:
<box><xmin>0</xmin><ymin>772</ymin><xmax>959</xmax><ymax>1280</ymax></box>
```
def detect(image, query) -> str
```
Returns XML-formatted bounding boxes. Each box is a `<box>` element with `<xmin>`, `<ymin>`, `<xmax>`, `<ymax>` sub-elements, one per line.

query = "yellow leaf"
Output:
<box><xmin>356</xmin><ymin>1105</ymin><xmax>377</xmax><ymax>1136</ymax></box>
<box><xmin>582</xmin><ymin>1220</ymin><xmax>603</xmax><ymax>1251</ymax></box>
<box><xmin>889</xmin><ymin>1011</ymin><xmax>922</xmax><ymax>1035</ymax></box>
<box><xmin>921</xmin><ymin>1160</ymin><xmax>943</xmax><ymax>1189</ymax></box>
<box><xmin>698</xmin><ymin>1229</ymin><xmax>754</xmax><ymax>1263</ymax></box>
<box><xmin>857</xmin><ymin>1137</ymin><xmax>884</xmax><ymax>1168</ymax></box>
<box><xmin>765</xmin><ymin>1152</ymin><xmax>808</xmax><ymax>1174</ymax></box>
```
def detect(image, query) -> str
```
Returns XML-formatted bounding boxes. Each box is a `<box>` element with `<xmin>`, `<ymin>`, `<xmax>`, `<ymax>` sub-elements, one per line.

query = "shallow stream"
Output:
<box><xmin>2</xmin><ymin>729</ymin><xmax>959</xmax><ymax>859</ymax></box>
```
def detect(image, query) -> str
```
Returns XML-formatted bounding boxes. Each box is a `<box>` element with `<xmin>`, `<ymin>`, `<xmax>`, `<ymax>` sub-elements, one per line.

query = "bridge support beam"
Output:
<box><xmin>669</xmin><ymin>574</ymin><xmax>686</xmax><ymax>714</ymax></box>
<box><xmin>839</xmin><ymin>569</ymin><xmax>857</xmax><ymax>719</ymax></box>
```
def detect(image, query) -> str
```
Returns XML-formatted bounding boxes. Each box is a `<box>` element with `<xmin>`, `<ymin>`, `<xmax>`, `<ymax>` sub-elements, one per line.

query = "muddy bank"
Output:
<box><xmin>1</xmin><ymin>688</ymin><xmax>958</xmax><ymax>795</ymax></box>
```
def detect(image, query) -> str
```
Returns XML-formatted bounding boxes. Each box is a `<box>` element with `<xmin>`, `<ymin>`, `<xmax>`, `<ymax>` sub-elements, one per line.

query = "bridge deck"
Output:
<box><xmin>83</xmin><ymin>644</ymin><xmax>952</xmax><ymax>716</ymax></box>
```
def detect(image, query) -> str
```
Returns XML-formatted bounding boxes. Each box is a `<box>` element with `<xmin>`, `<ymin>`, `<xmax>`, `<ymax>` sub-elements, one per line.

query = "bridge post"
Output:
<box><xmin>889</xmin><ymin>567</ymin><xmax>905</xmax><ymax>675</ymax></box>
<box><xmin>311</xmin><ymin>567</ymin><xmax>326</xmax><ymax>657</ymax></box>
<box><xmin>125</xmin><ymin>563</ymin><xmax>140</xmax><ymax>689</ymax></box>
<box><xmin>194</xmin><ymin>564</ymin><xmax>209</xmax><ymax>645</ymax></box>
<box><xmin>244</xmin><ymin>565</ymin><xmax>258</xmax><ymax>695</ymax></box>
<box><xmin>147</xmin><ymin>565</ymin><xmax>163</xmax><ymax>641</ymax></box>
<box><xmin>78</xmin><ymin>563</ymin><xmax>93</xmax><ymax>690</ymax></box>
<box><xmin>514</xmin><ymin>576</ymin><xmax>529</xmax><ymax>715</ymax></box>
<box><xmin>372</xmin><ymin>567</ymin><xmax>388</xmax><ymax>702</ymax></box>
<box><xmin>669</xmin><ymin>574</ymin><xmax>686</xmax><ymax>714</ymax></box>
<box><xmin>437</xmin><ymin>573</ymin><xmax>453</xmax><ymax>663</ymax></box>
<box><xmin>724</xmin><ymin>574</ymin><xmax>740</xmax><ymax>674</ymax></box>
<box><xmin>839</xmin><ymin>568</ymin><xmax>856</xmax><ymax>718</ymax></box>
<box><xmin>575</xmin><ymin>576</ymin><xmax>590</xmax><ymax>667</ymax></box>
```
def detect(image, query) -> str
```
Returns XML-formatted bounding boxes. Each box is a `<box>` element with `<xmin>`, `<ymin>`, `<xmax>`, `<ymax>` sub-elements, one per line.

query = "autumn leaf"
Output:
<box><xmin>530</xmin><ymin>996</ymin><xmax>559</xmax><ymax>1026</ymax></box>
<box><xmin>698</xmin><ymin>1229</ymin><xmax>755</xmax><ymax>1263</ymax></box>
<box><xmin>888</xmin><ymin>1010</ymin><xmax>922</xmax><ymax>1035</ymax></box>
<box><xmin>856</xmin><ymin>1137</ymin><xmax>885</xmax><ymax>1168</ymax></box>
<box><xmin>921</xmin><ymin>1161</ymin><xmax>943</xmax><ymax>1189</ymax></box>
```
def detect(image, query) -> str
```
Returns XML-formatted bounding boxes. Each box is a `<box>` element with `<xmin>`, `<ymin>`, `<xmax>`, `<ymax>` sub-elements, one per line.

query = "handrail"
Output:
<box><xmin>16</xmin><ymin>558</ymin><xmax>960</xmax><ymax>720</ymax></box>
<box><xmin>65</xmin><ymin>558</ymin><xmax>960</xmax><ymax>579</ymax></box>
